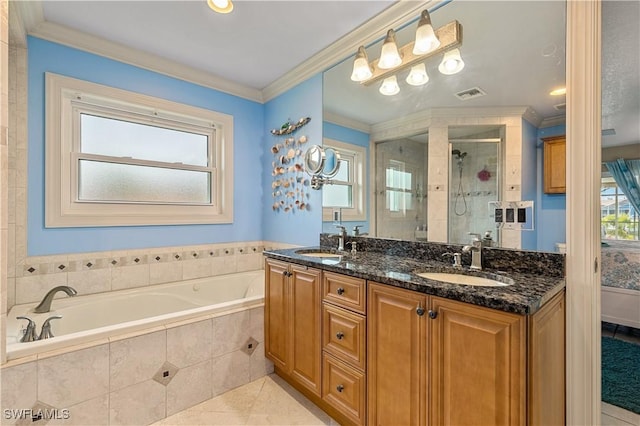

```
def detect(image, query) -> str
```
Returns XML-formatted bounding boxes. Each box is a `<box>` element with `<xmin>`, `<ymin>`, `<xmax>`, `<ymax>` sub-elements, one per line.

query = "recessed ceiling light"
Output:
<box><xmin>207</xmin><ymin>0</ymin><xmax>233</xmax><ymax>14</ymax></box>
<box><xmin>550</xmin><ymin>87</ymin><xmax>566</xmax><ymax>96</ymax></box>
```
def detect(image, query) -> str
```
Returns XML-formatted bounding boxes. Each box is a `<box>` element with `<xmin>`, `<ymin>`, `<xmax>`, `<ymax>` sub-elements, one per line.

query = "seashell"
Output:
<box><xmin>272</xmin><ymin>202</ymin><xmax>279</xmax><ymax>210</ymax></box>
<box><xmin>283</xmin><ymin>181</ymin><xmax>290</xmax><ymax>188</ymax></box>
<box><xmin>299</xmin><ymin>202</ymin><xmax>306</xmax><ymax>210</ymax></box>
<box><xmin>276</xmin><ymin>167</ymin><xmax>285</xmax><ymax>174</ymax></box>
<box><xmin>288</xmin><ymin>166</ymin><xmax>296</xmax><ymax>173</ymax></box>
<box><xmin>296</xmin><ymin>149</ymin><xmax>302</xmax><ymax>156</ymax></box>
<box><xmin>271</xmin><ymin>145</ymin><xmax>279</xmax><ymax>154</ymax></box>
<box><xmin>279</xmin><ymin>155</ymin><xmax>289</xmax><ymax>164</ymax></box>
<box><xmin>294</xmin><ymin>163</ymin><xmax>303</xmax><ymax>172</ymax></box>
<box><xmin>298</xmin><ymin>135</ymin><xmax>308</xmax><ymax>144</ymax></box>
<box><xmin>287</xmin><ymin>148</ymin><xmax>296</xmax><ymax>159</ymax></box>
<box><xmin>285</xmin><ymin>137</ymin><xmax>295</xmax><ymax>145</ymax></box>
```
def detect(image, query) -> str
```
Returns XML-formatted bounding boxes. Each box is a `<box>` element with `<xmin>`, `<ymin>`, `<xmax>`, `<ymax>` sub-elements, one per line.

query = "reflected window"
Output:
<box><xmin>386</xmin><ymin>161</ymin><xmax>413</xmax><ymax>213</ymax></box>
<box><xmin>322</xmin><ymin>139</ymin><xmax>366</xmax><ymax>221</ymax></box>
<box><xmin>601</xmin><ymin>175</ymin><xmax>639</xmax><ymax>240</ymax></box>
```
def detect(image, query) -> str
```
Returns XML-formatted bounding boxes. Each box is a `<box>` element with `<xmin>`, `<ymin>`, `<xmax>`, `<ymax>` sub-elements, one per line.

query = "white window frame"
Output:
<box><xmin>45</xmin><ymin>73</ymin><xmax>234</xmax><ymax>227</ymax></box>
<box><xmin>322</xmin><ymin>138</ymin><xmax>366</xmax><ymax>221</ymax></box>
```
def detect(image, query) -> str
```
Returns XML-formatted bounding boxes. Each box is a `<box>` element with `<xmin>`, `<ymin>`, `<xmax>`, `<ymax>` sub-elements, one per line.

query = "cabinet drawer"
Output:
<box><xmin>323</xmin><ymin>303</ymin><xmax>366</xmax><ymax>370</ymax></box>
<box><xmin>323</xmin><ymin>272</ymin><xmax>366</xmax><ymax>314</ymax></box>
<box><xmin>322</xmin><ymin>353</ymin><xmax>366</xmax><ymax>426</ymax></box>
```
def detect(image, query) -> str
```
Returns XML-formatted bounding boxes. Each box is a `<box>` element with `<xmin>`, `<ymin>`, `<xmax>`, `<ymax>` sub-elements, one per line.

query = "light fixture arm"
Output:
<box><xmin>362</xmin><ymin>20</ymin><xmax>463</xmax><ymax>86</ymax></box>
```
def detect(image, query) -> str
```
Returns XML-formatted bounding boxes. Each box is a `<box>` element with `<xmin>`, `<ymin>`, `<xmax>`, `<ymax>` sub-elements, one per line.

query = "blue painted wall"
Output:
<box><xmin>28</xmin><ymin>37</ymin><xmax>264</xmax><ymax>255</ymax></box>
<box><xmin>322</xmin><ymin>121</ymin><xmax>370</xmax><ymax>235</ymax></box>
<box><xmin>262</xmin><ymin>75</ymin><xmax>323</xmax><ymax>246</ymax></box>
<box><xmin>536</xmin><ymin>124</ymin><xmax>567</xmax><ymax>252</ymax></box>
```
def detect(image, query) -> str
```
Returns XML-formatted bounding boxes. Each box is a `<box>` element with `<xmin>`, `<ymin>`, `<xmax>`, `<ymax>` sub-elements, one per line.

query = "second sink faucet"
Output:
<box><xmin>462</xmin><ymin>233</ymin><xmax>483</xmax><ymax>270</ymax></box>
<box><xmin>33</xmin><ymin>286</ymin><xmax>78</xmax><ymax>313</ymax></box>
<box><xmin>335</xmin><ymin>225</ymin><xmax>347</xmax><ymax>251</ymax></box>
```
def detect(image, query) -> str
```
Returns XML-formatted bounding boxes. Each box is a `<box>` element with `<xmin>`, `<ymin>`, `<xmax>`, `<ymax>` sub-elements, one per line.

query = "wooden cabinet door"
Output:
<box><xmin>264</xmin><ymin>258</ymin><xmax>290</xmax><ymax>371</ymax></box>
<box><xmin>368</xmin><ymin>282</ymin><xmax>428</xmax><ymax>426</ymax></box>
<box><xmin>289</xmin><ymin>264</ymin><xmax>323</xmax><ymax>396</ymax></box>
<box><xmin>430</xmin><ymin>297</ymin><xmax>526</xmax><ymax>426</ymax></box>
<box><xmin>543</xmin><ymin>136</ymin><xmax>566</xmax><ymax>193</ymax></box>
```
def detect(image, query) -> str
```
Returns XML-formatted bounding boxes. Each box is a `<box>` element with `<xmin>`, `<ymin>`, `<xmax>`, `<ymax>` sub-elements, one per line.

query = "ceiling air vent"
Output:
<box><xmin>553</xmin><ymin>103</ymin><xmax>566</xmax><ymax>111</ymax></box>
<box><xmin>602</xmin><ymin>128</ymin><xmax>616</xmax><ymax>136</ymax></box>
<box><xmin>454</xmin><ymin>87</ymin><xmax>487</xmax><ymax>101</ymax></box>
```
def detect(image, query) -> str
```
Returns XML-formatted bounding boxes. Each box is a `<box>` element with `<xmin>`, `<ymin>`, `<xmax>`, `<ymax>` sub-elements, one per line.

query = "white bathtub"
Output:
<box><xmin>6</xmin><ymin>270</ymin><xmax>264</xmax><ymax>360</ymax></box>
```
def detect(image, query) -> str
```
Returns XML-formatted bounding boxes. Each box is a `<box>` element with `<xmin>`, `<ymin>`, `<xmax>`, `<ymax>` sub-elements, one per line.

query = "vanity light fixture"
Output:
<box><xmin>207</xmin><ymin>0</ymin><xmax>233</xmax><ymax>14</ymax></box>
<box><xmin>379</xmin><ymin>75</ymin><xmax>401</xmax><ymax>95</ymax></box>
<box><xmin>378</xmin><ymin>30</ymin><xmax>402</xmax><ymax>69</ymax></box>
<box><xmin>349</xmin><ymin>9</ymin><xmax>463</xmax><ymax>95</ymax></box>
<box><xmin>413</xmin><ymin>10</ymin><xmax>441</xmax><ymax>55</ymax></box>
<box><xmin>438</xmin><ymin>48</ymin><xmax>465</xmax><ymax>75</ymax></box>
<box><xmin>350</xmin><ymin>46</ymin><xmax>373</xmax><ymax>82</ymax></box>
<box><xmin>550</xmin><ymin>87</ymin><xmax>566</xmax><ymax>96</ymax></box>
<box><xmin>406</xmin><ymin>63</ymin><xmax>429</xmax><ymax>86</ymax></box>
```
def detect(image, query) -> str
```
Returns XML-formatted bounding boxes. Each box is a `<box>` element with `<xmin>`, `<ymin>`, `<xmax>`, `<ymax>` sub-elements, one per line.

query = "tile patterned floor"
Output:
<box><xmin>152</xmin><ymin>374</ymin><xmax>337</xmax><ymax>426</ymax></box>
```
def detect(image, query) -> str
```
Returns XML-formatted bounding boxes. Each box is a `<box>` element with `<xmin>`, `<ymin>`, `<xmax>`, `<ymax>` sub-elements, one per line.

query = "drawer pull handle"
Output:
<box><xmin>416</xmin><ymin>306</ymin><xmax>425</xmax><ymax>316</ymax></box>
<box><xmin>428</xmin><ymin>310</ymin><xmax>438</xmax><ymax>319</ymax></box>
<box><xmin>336</xmin><ymin>331</ymin><xmax>345</xmax><ymax>340</ymax></box>
<box><xmin>336</xmin><ymin>287</ymin><xmax>345</xmax><ymax>295</ymax></box>
<box><xmin>336</xmin><ymin>384</ymin><xmax>344</xmax><ymax>392</ymax></box>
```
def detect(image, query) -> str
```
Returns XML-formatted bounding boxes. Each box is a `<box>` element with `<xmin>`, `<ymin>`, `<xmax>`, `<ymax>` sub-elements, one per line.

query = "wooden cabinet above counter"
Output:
<box><xmin>543</xmin><ymin>135</ymin><xmax>566</xmax><ymax>194</ymax></box>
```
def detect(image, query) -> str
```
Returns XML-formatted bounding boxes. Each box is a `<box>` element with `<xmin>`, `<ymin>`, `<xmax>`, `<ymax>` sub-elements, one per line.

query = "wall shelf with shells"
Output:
<box><xmin>270</xmin><ymin>117</ymin><xmax>312</xmax><ymax>213</ymax></box>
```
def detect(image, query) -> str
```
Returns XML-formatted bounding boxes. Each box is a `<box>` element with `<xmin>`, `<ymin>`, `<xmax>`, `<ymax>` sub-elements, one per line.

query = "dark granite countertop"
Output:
<box><xmin>263</xmin><ymin>246</ymin><xmax>565</xmax><ymax>315</ymax></box>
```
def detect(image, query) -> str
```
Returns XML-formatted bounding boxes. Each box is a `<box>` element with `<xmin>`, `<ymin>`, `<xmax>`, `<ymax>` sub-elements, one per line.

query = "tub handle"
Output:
<box><xmin>16</xmin><ymin>316</ymin><xmax>37</xmax><ymax>343</ymax></box>
<box><xmin>38</xmin><ymin>315</ymin><xmax>62</xmax><ymax>340</ymax></box>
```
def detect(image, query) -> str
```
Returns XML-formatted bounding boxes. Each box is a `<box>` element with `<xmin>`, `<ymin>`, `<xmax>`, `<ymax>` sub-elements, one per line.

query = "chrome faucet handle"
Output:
<box><xmin>16</xmin><ymin>316</ymin><xmax>37</xmax><ymax>342</ymax></box>
<box><xmin>442</xmin><ymin>252</ymin><xmax>463</xmax><ymax>268</ymax></box>
<box><xmin>468</xmin><ymin>232</ymin><xmax>482</xmax><ymax>242</ymax></box>
<box><xmin>353</xmin><ymin>225</ymin><xmax>362</xmax><ymax>236</ymax></box>
<box><xmin>38</xmin><ymin>315</ymin><xmax>62</xmax><ymax>340</ymax></box>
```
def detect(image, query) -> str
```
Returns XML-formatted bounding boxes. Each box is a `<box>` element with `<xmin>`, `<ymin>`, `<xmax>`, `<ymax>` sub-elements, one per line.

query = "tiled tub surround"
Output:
<box><xmin>0</xmin><ymin>307</ymin><xmax>273</xmax><ymax>426</ymax></box>
<box><xmin>268</xmin><ymin>235</ymin><xmax>566</xmax><ymax>315</ymax></box>
<box><xmin>6</xmin><ymin>270</ymin><xmax>264</xmax><ymax>360</ymax></box>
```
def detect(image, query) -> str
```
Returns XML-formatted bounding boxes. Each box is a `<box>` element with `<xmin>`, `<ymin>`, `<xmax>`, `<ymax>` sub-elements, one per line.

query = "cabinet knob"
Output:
<box><xmin>336</xmin><ymin>384</ymin><xmax>344</xmax><ymax>393</ymax></box>
<box><xmin>282</xmin><ymin>270</ymin><xmax>287</xmax><ymax>276</ymax></box>
<box><xmin>336</xmin><ymin>331</ymin><xmax>344</xmax><ymax>340</ymax></box>
<box><xmin>416</xmin><ymin>306</ymin><xmax>425</xmax><ymax>316</ymax></box>
<box><xmin>428</xmin><ymin>310</ymin><xmax>438</xmax><ymax>319</ymax></box>
<box><xmin>336</xmin><ymin>287</ymin><xmax>345</xmax><ymax>295</ymax></box>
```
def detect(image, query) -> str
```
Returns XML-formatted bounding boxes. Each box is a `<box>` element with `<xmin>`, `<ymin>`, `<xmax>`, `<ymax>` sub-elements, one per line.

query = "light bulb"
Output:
<box><xmin>378</xmin><ymin>30</ymin><xmax>402</xmax><ymax>70</ymax></box>
<box><xmin>438</xmin><ymin>48</ymin><xmax>465</xmax><ymax>75</ymax></box>
<box><xmin>406</xmin><ymin>64</ymin><xmax>429</xmax><ymax>86</ymax></box>
<box><xmin>207</xmin><ymin>0</ymin><xmax>233</xmax><ymax>14</ymax></box>
<box><xmin>350</xmin><ymin>46</ymin><xmax>373</xmax><ymax>82</ymax></box>
<box><xmin>379</xmin><ymin>76</ymin><xmax>400</xmax><ymax>96</ymax></box>
<box><xmin>413</xmin><ymin>10</ymin><xmax>440</xmax><ymax>55</ymax></box>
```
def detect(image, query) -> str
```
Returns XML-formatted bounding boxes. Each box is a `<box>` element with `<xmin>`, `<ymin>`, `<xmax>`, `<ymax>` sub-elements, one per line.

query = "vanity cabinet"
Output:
<box><xmin>368</xmin><ymin>282</ymin><xmax>428</xmax><ymax>426</ymax></box>
<box><xmin>264</xmin><ymin>258</ymin><xmax>322</xmax><ymax>396</ymax></box>
<box><xmin>543</xmin><ymin>135</ymin><xmax>566</xmax><ymax>193</ymax></box>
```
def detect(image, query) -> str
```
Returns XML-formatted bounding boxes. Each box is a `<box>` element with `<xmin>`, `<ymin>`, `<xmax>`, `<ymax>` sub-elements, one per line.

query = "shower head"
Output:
<box><xmin>452</xmin><ymin>149</ymin><xmax>461</xmax><ymax>156</ymax></box>
<box><xmin>452</xmin><ymin>149</ymin><xmax>468</xmax><ymax>160</ymax></box>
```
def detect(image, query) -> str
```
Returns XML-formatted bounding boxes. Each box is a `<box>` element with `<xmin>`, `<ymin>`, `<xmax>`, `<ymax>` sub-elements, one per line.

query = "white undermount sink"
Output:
<box><xmin>297</xmin><ymin>251</ymin><xmax>340</xmax><ymax>258</ymax></box>
<box><xmin>415</xmin><ymin>272</ymin><xmax>512</xmax><ymax>287</ymax></box>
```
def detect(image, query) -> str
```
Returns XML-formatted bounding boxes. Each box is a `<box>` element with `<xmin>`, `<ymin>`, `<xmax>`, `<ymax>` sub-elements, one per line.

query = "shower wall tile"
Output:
<box><xmin>109</xmin><ymin>380</ymin><xmax>166</xmax><ymax>426</ymax></box>
<box><xmin>37</xmin><ymin>344</ymin><xmax>109</xmax><ymax>408</ymax></box>
<box><xmin>166</xmin><ymin>359</ymin><xmax>212</xmax><ymax>416</ymax></box>
<box><xmin>167</xmin><ymin>319</ymin><xmax>212</xmax><ymax>368</ymax></box>
<box><xmin>109</xmin><ymin>330</ymin><xmax>166</xmax><ymax>392</ymax></box>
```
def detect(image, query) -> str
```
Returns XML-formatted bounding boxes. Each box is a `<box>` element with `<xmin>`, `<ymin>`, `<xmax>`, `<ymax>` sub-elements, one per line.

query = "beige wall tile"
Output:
<box><xmin>109</xmin><ymin>380</ymin><xmax>165</xmax><ymax>426</ymax></box>
<box><xmin>67</xmin><ymin>268</ymin><xmax>111</xmax><ymax>296</ymax></box>
<box><xmin>249</xmin><ymin>307</ymin><xmax>265</xmax><ymax>343</ymax></box>
<box><xmin>110</xmin><ymin>264</ymin><xmax>149</xmax><ymax>291</ymax></box>
<box><xmin>211</xmin><ymin>256</ymin><xmax>237</xmax><ymax>276</ymax></box>
<box><xmin>109</xmin><ymin>330</ymin><xmax>166</xmax><ymax>392</ymax></box>
<box><xmin>166</xmin><ymin>359</ymin><xmax>212</xmax><ymax>417</ymax></box>
<box><xmin>236</xmin><ymin>253</ymin><xmax>262</xmax><ymax>273</ymax></box>
<box><xmin>249</xmin><ymin>344</ymin><xmax>274</xmax><ymax>382</ymax></box>
<box><xmin>48</xmin><ymin>394</ymin><xmax>109</xmax><ymax>426</ymax></box>
<box><xmin>0</xmin><ymin>360</ymin><xmax>37</xmax><ymax>424</ymax></box>
<box><xmin>37</xmin><ymin>344</ymin><xmax>109</xmax><ymax>407</ymax></box>
<box><xmin>149</xmin><ymin>262</ymin><xmax>182</xmax><ymax>285</ymax></box>
<box><xmin>15</xmin><ymin>273</ymin><xmax>68</xmax><ymax>305</ymax></box>
<box><xmin>211</xmin><ymin>350</ymin><xmax>250</xmax><ymax>397</ymax></box>
<box><xmin>211</xmin><ymin>310</ymin><xmax>251</xmax><ymax>358</ymax></box>
<box><xmin>167</xmin><ymin>319</ymin><xmax>212</xmax><ymax>368</ymax></box>
<box><xmin>181</xmin><ymin>259</ymin><xmax>211</xmax><ymax>280</ymax></box>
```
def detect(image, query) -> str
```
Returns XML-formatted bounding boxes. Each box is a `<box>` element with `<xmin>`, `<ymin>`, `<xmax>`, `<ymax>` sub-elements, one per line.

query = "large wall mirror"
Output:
<box><xmin>322</xmin><ymin>0</ymin><xmax>569</xmax><ymax>252</ymax></box>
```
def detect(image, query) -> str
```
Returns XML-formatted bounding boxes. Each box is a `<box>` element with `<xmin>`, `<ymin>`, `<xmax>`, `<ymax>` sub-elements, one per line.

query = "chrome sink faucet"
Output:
<box><xmin>33</xmin><ymin>286</ymin><xmax>77</xmax><ymax>313</ymax></box>
<box><xmin>335</xmin><ymin>225</ymin><xmax>347</xmax><ymax>251</ymax></box>
<box><xmin>462</xmin><ymin>233</ymin><xmax>483</xmax><ymax>270</ymax></box>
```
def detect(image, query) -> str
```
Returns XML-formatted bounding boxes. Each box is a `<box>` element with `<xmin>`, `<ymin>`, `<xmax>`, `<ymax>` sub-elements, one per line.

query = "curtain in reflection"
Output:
<box><xmin>605</xmin><ymin>159</ymin><xmax>640</xmax><ymax>214</ymax></box>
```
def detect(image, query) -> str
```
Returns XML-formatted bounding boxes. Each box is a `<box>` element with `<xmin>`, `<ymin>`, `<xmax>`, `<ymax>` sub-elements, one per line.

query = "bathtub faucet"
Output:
<box><xmin>33</xmin><ymin>286</ymin><xmax>78</xmax><ymax>313</ymax></box>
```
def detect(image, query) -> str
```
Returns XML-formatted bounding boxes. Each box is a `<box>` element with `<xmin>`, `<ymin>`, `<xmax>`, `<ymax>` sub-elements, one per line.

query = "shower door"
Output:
<box><xmin>448</xmin><ymin>140</ymin><xmax>501</xmax><ymax>245</ymax></box>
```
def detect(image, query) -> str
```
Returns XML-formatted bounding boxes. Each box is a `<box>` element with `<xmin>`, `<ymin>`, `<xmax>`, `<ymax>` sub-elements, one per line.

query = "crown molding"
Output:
<box><xmin>27</xmin><ymin>21</ymin><xmax>263</xmax><ymax>103</ymax></box>
<box><xmin>262</xmin><ymin>0</ymin><xmax>444</xmax><ymax>102</ymax></box>
<box><xmin>539</xmin><ymin>114</ymin><xmax>566</xmax><ymax>128</ymax></box>
<box><xmin>323</xmin><ymin>110</ymin><xmax>371</xmax><ymax>134</ymax></box>
<box><xmin>8</xmin><ymin>0</ymin><xmax>43</xmax><ymax>46</ymax></box>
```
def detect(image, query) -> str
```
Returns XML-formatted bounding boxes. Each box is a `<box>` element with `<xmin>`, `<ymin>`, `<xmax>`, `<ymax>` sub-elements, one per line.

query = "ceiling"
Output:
<box><xmin>16</xmin><ymin>0</ymin><xmax>640</xmax><ymax>148</ymax></box>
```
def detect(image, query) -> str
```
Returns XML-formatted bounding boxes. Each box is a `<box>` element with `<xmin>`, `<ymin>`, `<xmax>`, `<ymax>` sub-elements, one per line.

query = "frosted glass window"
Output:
<box><xmin>323</xmin><ymin>184</ymin><xmax>352</xmax><ymax>208</ymax></box>
<box><xmin>81</xmin><ymin>114</ymin><xmax>209</xmax><ymax>166</ymax></box>
<box><xmin>79</xmin><ymin>160</ymin><xmax>211</xmax><ymax>204</ymax></box>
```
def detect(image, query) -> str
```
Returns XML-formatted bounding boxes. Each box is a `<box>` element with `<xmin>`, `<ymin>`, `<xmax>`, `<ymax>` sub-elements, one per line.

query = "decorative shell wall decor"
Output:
<box><xmin>270</xmin><ymin>117</ymin><xmax>312</xmax><ymax>213</ymax></box>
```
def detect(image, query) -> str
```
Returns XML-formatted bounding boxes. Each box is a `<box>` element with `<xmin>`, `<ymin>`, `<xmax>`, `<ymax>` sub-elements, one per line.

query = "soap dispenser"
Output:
<box><xmin>482</xmin><ymin>231</ymin><xmax>493</xmax><ymax>247</ymax></box>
